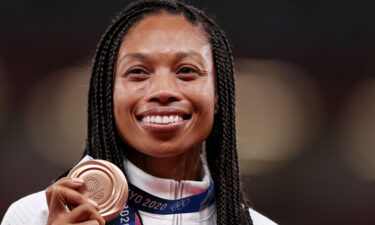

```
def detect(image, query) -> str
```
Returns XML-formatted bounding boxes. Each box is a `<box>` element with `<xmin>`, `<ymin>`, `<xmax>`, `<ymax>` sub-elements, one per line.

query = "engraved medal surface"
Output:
<box><xmin>68</xmin><ymin>159</ymin><xmax>128</xmax><ymax>221</ymax></box>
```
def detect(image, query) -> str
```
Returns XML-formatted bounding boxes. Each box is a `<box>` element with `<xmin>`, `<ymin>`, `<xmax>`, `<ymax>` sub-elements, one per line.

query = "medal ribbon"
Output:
<box><xmin>111</xmin><ymin>181</ymin><xmax>215</xmax><ymax>225</ymax></box>
<box><xmin>127</xmin><ymin>181</ymin><xmax>215</xmax><ymax>214</ymax></box>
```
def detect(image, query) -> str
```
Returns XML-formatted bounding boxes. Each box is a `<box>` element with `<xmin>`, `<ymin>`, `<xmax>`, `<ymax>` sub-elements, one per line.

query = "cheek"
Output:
<box><xmin>198</xmin><ymin>92</ymin><xmax>215</xmax><ymax>113</ymax></box>
<box><xmin>188</xmin><ymin>79</ymin><xmax>216</xmax><ymax>116</ymax></box>
<box><xmin>201</xmin><ymin>78</ymin><xmax>216</xmax><ymax>109</ymax></box>
<box><xmin>113</xmin><ymin>82</ymin><xmax>138</xmax><ymax>127</ymax></box>
<box><xmin>203</xmin><ymin>79</ymin><xmax>216</xmax><ymax>127</ymax></box>
<box><xmin>113</xmin><ymin>82</ymin><xmax>143</xmax><ymax>144</ymax></box>
<box><xmin>194</xmin><ymin>89</ymin><xmax>216</xmax><ymax>141</ymax></box>
<box><xmin>113</xmin><ymin>83</ymin><xmax>127</xmax><ymax>116</ymax></box>
<box><xmin>113</xmin><ymin>80</ymin><xmax>144</xmax><ymax>109</ymax></box>
<box><xmin>113</xmin><ymin>86</ymin><xmax>127</xmax><ymax>136</ymax></box>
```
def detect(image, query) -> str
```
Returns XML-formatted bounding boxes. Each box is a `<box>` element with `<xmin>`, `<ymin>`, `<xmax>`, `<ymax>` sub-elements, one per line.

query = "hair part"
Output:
<box><xmin>83</xmin><ymin>1</ymin><xmax>253</xmax><ymax>224</ymax></box>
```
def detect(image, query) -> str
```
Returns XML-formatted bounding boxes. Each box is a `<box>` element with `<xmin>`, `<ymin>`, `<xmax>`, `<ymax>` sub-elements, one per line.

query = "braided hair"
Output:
<box><xmin>82</xmin><ymin>0</ymin><xmax>253</xmax><ymax>224</ymax></box>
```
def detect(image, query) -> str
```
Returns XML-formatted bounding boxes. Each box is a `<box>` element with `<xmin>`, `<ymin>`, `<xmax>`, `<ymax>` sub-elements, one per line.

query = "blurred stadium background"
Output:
<box><xmin>1</xmin><ymin>1</ymin><xmax>375</xmax><ymax>224</ymax></box>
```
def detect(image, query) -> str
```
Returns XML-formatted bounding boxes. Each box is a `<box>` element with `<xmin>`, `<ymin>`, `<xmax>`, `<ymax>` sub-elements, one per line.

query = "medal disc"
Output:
<box><xmin>68</xmin><ymin>159</ymin><xmax>128</xmax><ymax>221</ymax></box>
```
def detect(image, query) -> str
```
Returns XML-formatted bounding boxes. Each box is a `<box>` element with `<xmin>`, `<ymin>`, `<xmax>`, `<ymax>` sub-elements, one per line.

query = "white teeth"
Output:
<box><xmin>141</xmin><ymin>115</ymin><xmax>184</xmax><ymax>124</ymax></box>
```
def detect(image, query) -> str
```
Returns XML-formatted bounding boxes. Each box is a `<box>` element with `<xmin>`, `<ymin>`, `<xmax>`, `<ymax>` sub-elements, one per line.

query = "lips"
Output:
<box><xmin>142</xmin><ymin>115</ymin><xmax>183</xmax><ymax>124</ymax></box>
<box><xmin>136</xmin><ymin>108</ymin><xmax>191</xmax><ymax>125</ymax></box>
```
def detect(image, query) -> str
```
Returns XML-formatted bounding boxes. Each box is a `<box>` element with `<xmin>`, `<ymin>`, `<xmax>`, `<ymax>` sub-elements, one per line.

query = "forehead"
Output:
<box><xmin>119</xmin><ymin>12</ymin><xmax>210</xmax><ymax>55</ymax></box>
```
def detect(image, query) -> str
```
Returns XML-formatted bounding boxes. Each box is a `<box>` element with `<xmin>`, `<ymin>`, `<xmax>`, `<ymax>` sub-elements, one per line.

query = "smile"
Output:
<box><xmin>141</xmin><ymin>115</ymin><xmax>184</xmax><ymax>124</ymax></box>
<box><xmin>137</xmin><ymin>108</ymin><xmax>191</xmax><ymax>126</ymax></box>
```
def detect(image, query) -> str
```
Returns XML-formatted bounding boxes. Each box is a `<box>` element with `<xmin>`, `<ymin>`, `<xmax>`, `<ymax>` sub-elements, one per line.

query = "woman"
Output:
<box><xmin>2</xmin><ymin>1</ymin><xmax>277</xmax><ymax>225</ymax></box>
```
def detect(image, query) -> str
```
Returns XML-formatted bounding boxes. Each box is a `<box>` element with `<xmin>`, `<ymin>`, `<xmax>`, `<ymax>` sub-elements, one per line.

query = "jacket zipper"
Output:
<box><xmin>173</xmin><ymin>180</ymin><xmax>185</xmax><ymax>225</ymax></box>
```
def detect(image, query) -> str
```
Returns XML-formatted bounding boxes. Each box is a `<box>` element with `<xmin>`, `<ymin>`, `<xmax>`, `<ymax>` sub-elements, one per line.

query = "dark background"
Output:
<box><xmin>1</xmin><ymin>1</ymin><xmax>375</xmax><ymax>225</ymax></box>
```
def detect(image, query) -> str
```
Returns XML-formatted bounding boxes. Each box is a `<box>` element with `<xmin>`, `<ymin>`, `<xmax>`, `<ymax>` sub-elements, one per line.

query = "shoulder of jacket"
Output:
<box><xmin>1</xmin><ymin>190</ymin><xmax>48</xmax><ymax>225</ymax></box>
<box><xmin>249</xmin><ymin>208</ymin><xmax>278</xmax><ymax>225</ymax></box>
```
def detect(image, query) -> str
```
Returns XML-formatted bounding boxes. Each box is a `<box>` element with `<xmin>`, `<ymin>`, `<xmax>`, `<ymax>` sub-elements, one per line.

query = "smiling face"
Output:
<box><xmin>113</xmin><ymin>12</ymin><xmax>215</xmax><ymax>160</ymax></box>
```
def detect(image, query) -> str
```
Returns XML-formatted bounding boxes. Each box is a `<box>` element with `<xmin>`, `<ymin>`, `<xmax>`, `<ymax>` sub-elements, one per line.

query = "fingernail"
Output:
<box><xmin>72</xmin><ymin>178</ymin><xmax>84</xmax><ymax>184</ymax></box>
<box><xmin>88</xmin><ymin>198</ymin><xmax>98</xmax><ymax>207</ymax></box>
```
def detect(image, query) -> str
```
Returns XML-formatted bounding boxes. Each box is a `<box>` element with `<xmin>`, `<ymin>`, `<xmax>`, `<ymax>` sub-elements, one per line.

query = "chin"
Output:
<box><xmin>143</xmin><ymin>147</ymin><xmax>188</xmax><ymax>158</ymax></box>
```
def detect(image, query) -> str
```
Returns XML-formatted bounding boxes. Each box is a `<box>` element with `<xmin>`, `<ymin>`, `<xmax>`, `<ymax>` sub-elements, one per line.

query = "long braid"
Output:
<box><xmin>197</xmin><ymin>6</ymin><xmax>253</xmax><ymax>225</ymax></box>
<box><xmin>81</xmin><ymin>1</ymin><xmax>253</xmax><ymax>224</ymax></box>
<box><xmin>86</xmin><ymin>5</ymin><xmax>152</xmax><ymax>163</ymax></box>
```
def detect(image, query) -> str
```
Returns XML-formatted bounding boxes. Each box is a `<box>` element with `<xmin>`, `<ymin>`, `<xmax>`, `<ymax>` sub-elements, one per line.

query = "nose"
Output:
<box><xmin>146</xmin><ymin>72</ymin><xmax>181</xmax><ymax>104</ymax></box>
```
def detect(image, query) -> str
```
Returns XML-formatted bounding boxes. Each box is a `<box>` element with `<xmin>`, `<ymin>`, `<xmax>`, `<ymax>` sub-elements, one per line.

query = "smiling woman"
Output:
<box><xmin>2</xmin><ymin>1</ymin><xmax>276</xmax><ymax>225</ymax></box>
<box><xmin>113</xmin><ymin>12</ymin><xmax>215</xmax><ymax>181</ymax></box>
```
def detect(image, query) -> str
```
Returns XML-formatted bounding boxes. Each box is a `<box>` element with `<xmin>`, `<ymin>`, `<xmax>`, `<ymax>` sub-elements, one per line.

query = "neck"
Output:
<box><xmin>126</xmin><ymin>148</ymin><xmax>203</xmax><ymax>181</ymax></box>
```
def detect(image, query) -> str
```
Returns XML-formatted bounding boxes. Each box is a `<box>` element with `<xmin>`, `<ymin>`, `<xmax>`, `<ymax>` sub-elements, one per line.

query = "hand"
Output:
<box><xmin>45</xmin><ymin>177</ymin><xmax>105</xmax><ymax>225</ymax></box>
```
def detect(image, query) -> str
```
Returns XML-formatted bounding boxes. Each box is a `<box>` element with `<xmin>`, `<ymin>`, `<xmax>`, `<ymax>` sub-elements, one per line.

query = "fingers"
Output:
<box><xmin>45</xmin><ymin>177</ymin><xmax>104</xmax><ymax>225</ymax></box>
<box><xmin>47</xmin><ymin>203</ymin><xmax>104</xmax><ymax>225</ymax></box>
<box><xmin>46</xmin><ymin>177</ymin><xmax>85</xmax><ymax>208</ymax></box>
<box><xmin>67</xmin><ymin>203</ymin><xmax>105</xmax><ymax>225</ymax></box>
<box><xmin>49</xmin><ymin>185</ymin><xmax>98</xmax><ymax>214</ymax></box>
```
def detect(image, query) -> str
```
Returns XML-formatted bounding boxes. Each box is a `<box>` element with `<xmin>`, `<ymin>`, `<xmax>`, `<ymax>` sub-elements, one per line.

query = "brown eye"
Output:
<box><xmin>176</xmin><ymin>66</ymin><xmax>200</xmax><ymax>81</ymax></box>
<box><xmin>178</xmin><ymin>66</ymin><xmax>198</xmax><ymax>74</ymax></box>
<box><xmin>129</xmin><ymin>68</ymin><xmax>147</xmax><ymax>74</ymax></box>
<box><xmin>125</xmin><ymin>67</ymin><xmax>149</xmax><ymax>81</ymax></box>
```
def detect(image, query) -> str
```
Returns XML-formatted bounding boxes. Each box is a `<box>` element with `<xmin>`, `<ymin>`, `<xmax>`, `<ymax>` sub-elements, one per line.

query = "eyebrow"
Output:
<box><xmin>174</xmin><ymin>51</ymin><xmax>205</xmax><ymax>61</ymax></box>
<box><xmin>119</xmin><ymin>52</ymin><xmax>148</xmax><ymax>61</ymax></box>
<box><xmin>117</xmin><ymin>51</ymin><xmax>206</xmax><ymax>65</ymax></box>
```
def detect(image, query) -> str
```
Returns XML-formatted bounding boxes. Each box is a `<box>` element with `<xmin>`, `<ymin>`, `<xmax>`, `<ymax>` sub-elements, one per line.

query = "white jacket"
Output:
<box><xmin>1</xmin><ymin>156</ymin><xmax>277</xmax><ymax>225</ymax></box>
